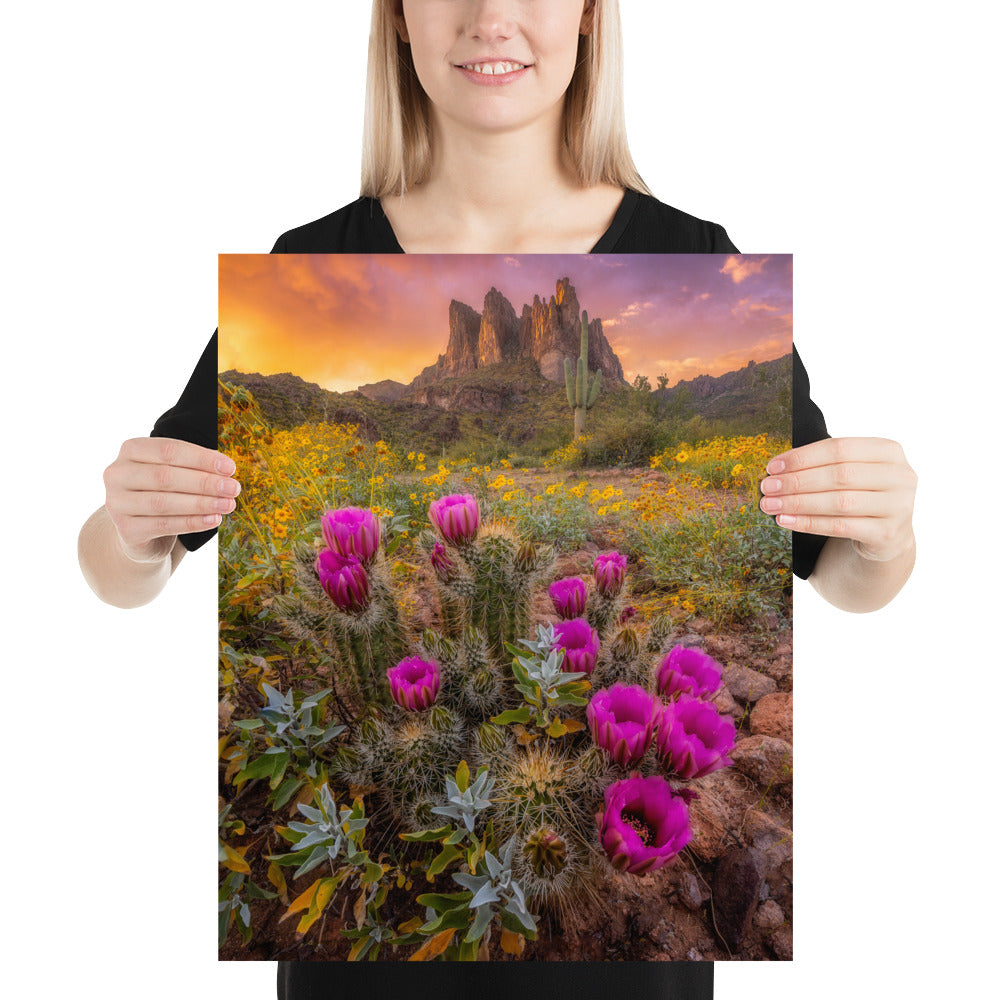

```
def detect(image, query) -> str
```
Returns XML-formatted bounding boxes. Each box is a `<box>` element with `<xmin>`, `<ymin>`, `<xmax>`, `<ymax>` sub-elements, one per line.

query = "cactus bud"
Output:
<box><xmin>609</xmin><ymin>625</ymin><xmax>642</xmax><ymax>663</ymax></box>
<box><xmin>477</xmin><ymin>721</ymin><xmax>508</xmax><ymax>755</ymax></box>
<box><xmin>523</xmin><ymin>828</ymin><xmax>569</xmax><ymax>876</ymax></box>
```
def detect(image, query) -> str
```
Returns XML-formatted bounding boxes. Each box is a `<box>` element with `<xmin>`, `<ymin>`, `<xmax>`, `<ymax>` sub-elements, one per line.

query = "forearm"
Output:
<box><xmin>78</xmin><ymin>506</ymin><xmax>187</xmax><ymax>608</ymax></box>
<box><xmin>807</xmin><ymin>533</ymin><xmax>916</xmax><ymax>613</ymax></box>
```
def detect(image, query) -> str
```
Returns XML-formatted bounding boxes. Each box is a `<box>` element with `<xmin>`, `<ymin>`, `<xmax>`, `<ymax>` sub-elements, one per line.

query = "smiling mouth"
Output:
<box><xmin>457</xmin><ymin>61</ymin><xmax>529</xmax><ymax>76</ymax></box>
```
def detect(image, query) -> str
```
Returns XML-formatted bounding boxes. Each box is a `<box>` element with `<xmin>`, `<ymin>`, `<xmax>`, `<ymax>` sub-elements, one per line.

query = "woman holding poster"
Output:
<box><xmin>77</xmin><ymin>2</ymin><xmax>917</xmax><ymax>998</ymax></box>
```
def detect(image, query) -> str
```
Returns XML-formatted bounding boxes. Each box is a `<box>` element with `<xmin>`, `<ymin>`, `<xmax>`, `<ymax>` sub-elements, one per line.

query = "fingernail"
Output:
<box><xmin>777</xmin><ymin>514</ymin><xmax>796</xmax><ymax>526</ymax></box>
<box><xmin>761</xmin><ymin>478</ymin><xmax>782</xmax><ymax>493</ymax></box>
<box><xmin>203</xmin><ymin>513</ymin><xmax>221</xmax><ymax>526</ymax></box>
<box><xmin>219</xmin><ymin>479</ymin><xmax>239</xmax><ymax>496</ymax></box>
<box><xmin>767</xmin><ymin>459</ymin><xmax>785</xmax><ymax>474</ymax></box>
<box><xmin>761</xmin><ymin>497</ymin><xmax>782</xmax><ymax>512</ymax></box>
<box><xmin>216</xmin><ymin>456</ymin><xmax>236</xmax><ymax>475</ymax></box>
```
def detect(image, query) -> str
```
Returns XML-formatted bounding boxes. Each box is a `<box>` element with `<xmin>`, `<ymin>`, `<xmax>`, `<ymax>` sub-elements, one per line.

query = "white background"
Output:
<box><xmin>2</xmin><ymin>2</ymin><xmax>996</xmax><ymax>998</ymax></box>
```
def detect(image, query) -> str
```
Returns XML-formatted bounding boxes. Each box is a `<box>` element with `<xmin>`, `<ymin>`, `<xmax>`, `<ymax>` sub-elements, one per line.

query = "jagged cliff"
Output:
<box><xmin>411</xmin><ymin>277</ymin><xmax>624</xmax><ymax>391</ymax></box>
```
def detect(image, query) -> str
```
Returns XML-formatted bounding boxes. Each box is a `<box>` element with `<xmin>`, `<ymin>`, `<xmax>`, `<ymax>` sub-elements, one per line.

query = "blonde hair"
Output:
<box><xmin>361</xmin><ymin>0</ymin><xmax>652</xmax><ymax>199</ymax></box>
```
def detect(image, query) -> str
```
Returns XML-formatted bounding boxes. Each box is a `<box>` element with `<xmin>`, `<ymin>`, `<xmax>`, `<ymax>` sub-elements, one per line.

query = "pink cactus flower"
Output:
<box><xmin>552</xmin><ymin>617</ymin><xmax>600</xmax><ymax>675</ymax></box>
<box><xmin>655</xmin><ymin>693</ymin><xmax>736</xmax><ymax>779</ymax></box>
<box><xmin>596</xmin><ymin>775</ymin><xmax>692</xmax><ymax>875</ymax></box>
<box><xmin>320</xmin><ymin>507</ymin><xmax>380</xmax><ymax>566</ymax></box>
<box><xmin>593</xmin><ymin>551</ymin><xmax>627</xmax><ymax>598</ymax></box>
<box><xmin>315</xmin><ymin>549</ymin><xmax>370</xmax><ymax>614</ymax></box>
<box><xmin>428</xmin><ymin>494</ymin><xmax>480</xmax><ymax>546</ymax></box>
<box><xmin>656</xmin><ymin>646</ymin><xmax>724</xmax><ymax>699</ymax></box>
<box><xmin>386</xmin><ymin>656</ymin><xmax>441</xmax><ymax>711</ymax></box>
<box><xmin>586</xmin><ymin>684</ymin><xmax>660</xmax><ymax>766</ymax></box>
<box><xmin>549</xmin><ymin>577</ymin><xmax>588</xmax><ymax>619</ymax></box>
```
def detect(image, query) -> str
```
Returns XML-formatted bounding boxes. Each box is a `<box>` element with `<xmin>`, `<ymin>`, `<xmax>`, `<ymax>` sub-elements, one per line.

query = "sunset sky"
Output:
<box><xmin>218</xmin><ymin>254</ymin><xmax>791</xmax><ymax>392</ymax></box>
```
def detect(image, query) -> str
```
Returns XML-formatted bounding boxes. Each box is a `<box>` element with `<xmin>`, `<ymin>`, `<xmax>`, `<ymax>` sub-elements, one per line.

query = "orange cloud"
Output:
<box><xmin>721</xmin><ymin>256</ymin><xmax>769</xmax><ymax>284</ymax></box>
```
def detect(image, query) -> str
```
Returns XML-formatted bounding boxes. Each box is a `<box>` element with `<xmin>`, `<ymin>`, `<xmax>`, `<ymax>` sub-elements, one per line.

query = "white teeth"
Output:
<box><xmin>463</xmin><ymin>61</ymin><xmax>525</xmax><ymax>75</ymax></box>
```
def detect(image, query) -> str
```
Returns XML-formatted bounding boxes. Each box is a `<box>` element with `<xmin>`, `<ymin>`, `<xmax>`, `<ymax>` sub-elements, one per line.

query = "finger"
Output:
<box><xmin>120</xmin><ymin>437</ymin><xmax>238</xmax><ymax>476</ymax></box>
<box><xmin>760</xmin><ymin>461</ymin><xmax>911</xmax><ymax>497</ymax></box>
<box><xmin>114</xmin><ymin>490</ymin><xmax>239</xmax><ymax>518</ymax></box>
<box><xmin>116</xmin><ymin>511</ymin><xmax>226</xmax><ymax>547</ymax></box>
<box><xmin>759</xmin><ymin>489</ymin><xmax>896</xmax><ymax>519</ymax></box>
<box><xmin>114</xmin><ymin>461</ymin><xmax>242</xmax><ymax>498</ymax></box>
<box><xmin>766</xmin><ymin>437</ymin><xmax>905</xmax><ymax>475</ymax></box>
<box><xmin>771</xmin><ymin>512</ymin><xmax>886</xmax><ymax>542</ymax></box>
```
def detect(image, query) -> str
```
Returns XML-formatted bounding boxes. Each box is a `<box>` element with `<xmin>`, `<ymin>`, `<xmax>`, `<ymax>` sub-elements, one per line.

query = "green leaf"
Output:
<box><xmin>400</xmin><ymin>825</ymin><xmax>453</xmax><ymax>843</ymax></box>
<box><xmin>426</xmin><ymin>843</ymin><xmax>463</xmax><ymax>878</ymax></box>
<box><xmin>419</xmin><ymin>906</ymin><xmax>472</xmax><ymax>935</ymax></box>
<box><xmin>269</xmin><ymin>776</ymin><xmax>304</xmax><ymax>811</ymax></box>
<box><xmin>268</xmin><ymin>752</ymin><xmax>290</xmax><ymax>791</ymax></box>
<box><xmin>490</xmin><ymin>706</ymin><xmax>532</xmax><ymax>726</ymax></box>
<box><xmin>500</xmin><ymin>906</ymin><xmax>538</xmax><ymax>940</ymax></box>
<box><xmin>232</xmin><ymin>719</ymin><xmax>265</xmax><ymax>730</ymax></box>
<box><xmin>361</xmin><ymin>861</ymin><xmax>384</xmax><ymax>885</ymax></box>
<box><xmin>245</xmin><ymin>880</ymin><xmax>279</xmax><ymax>901</ymax></box>
<box><xmin>416</xmin><ymin>891</ymin><xmax>473</xmax><ymax>913</ymax></box>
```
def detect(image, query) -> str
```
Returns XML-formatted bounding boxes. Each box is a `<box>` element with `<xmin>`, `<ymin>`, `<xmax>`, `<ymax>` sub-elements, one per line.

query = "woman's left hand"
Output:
<box><xmin>759</xmin><ymin>437</ymin><xmax>917</xmax><ymax>562</ymax></box>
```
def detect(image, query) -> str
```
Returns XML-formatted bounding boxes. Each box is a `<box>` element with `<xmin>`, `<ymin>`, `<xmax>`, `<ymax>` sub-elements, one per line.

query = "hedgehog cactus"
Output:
<box><xmin>275</xmin><ymin>493</ymin><xmax>728</xmax><ymax>947</ymax></box>
<box><xmin>421</xmin><ymin>516</ymin><xmax>557</xmax><ymax>661</ymax></box>
<box><xmin>564</xmin><ymin>309</ymin><xmax>602</xmax><ymax>439</ymax></box>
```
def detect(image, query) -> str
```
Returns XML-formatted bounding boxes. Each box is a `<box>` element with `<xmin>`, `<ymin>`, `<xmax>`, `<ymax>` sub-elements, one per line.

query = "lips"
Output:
<box><xmin>457</xmin><ymin>60</ymin><xmax>528</xmax><ymax>75</ymax></box>
<box><xmin>455</xmin><ymin>61</ymin><xmax>531</xmax><ymax>86</ymax></box>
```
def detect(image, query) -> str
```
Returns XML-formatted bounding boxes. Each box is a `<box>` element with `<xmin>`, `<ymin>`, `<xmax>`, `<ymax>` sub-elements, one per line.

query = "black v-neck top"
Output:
<box><xmin>161</xmin><ymin>193</ymin><xmax>822</xmax><ymax>996</ymax></box>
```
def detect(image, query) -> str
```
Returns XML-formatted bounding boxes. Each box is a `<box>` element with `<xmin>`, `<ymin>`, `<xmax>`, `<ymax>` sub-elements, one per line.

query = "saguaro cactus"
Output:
<box><xmin>564</xmin><ymin>309</ymin><xmax>602</xmax><ymax>439</ymax></box>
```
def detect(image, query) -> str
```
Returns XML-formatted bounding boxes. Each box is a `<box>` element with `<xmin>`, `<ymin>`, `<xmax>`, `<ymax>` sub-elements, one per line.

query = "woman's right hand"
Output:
<box><xmin>103</xmin><ymin>437</ymin><xmax>241</xmax><ymax>561</ymax></box>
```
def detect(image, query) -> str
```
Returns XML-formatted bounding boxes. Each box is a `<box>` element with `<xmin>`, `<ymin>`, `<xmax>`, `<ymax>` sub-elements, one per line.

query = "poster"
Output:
<box><xmin>218</xmin><ymin>253</ymin><xmax>794</xmax><ymax>962</ymax></box>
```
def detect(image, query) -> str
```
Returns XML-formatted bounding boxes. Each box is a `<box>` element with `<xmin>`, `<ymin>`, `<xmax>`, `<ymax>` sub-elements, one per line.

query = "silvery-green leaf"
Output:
<box><xmin>293</xmin><ymin>844</ymin><xmax>333</xmax><ymax>879</ymax></box>
<box><xmin>484</xmin><ymin>851</ymin><xmax>503</xmax><ymax>880</ymax></box>
<box><xmin>467</xmin><ymin>903</ymin><xmax>493</xmax><ymax>941</ymax></box>
<box><xmin>452</xmin><ymin>872</ymin><xmax>489</xmax><ymax>893</ymax></box>
<box><xmin>509</xmin><ymin>881</ymin><xmax>526</xmax><ymax>912</ymax></box>
<box><xmin>469</xmin><ymin>882</ymin><xmax>500</xmax><ymax>909</ymax></box>
<box><xmin>501</xmin><ymin>837</ymin><xmax>516</xmax><ymax>867</ymax></box>
<box><xmin>239</xmin><ymin>902</ymin><xmax>251</xmax><ymax>925</ymax></box>
<box><xmin>297</xmin><ymin>804</ymin><xmax>324</xmax><ymax>823</ymax></box>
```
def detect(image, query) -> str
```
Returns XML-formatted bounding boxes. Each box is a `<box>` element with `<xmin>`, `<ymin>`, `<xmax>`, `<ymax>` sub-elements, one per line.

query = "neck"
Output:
<box><xmin>417</xmin><ymin>104</ymin><xmax>583</xmax><ymax>221</ymax></box>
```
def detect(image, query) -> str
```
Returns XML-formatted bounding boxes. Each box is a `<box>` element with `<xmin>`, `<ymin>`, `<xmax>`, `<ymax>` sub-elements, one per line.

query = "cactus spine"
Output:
<box><xmin>564</xmin><ymin>309</ymin><xmax>602</xmax><ymax>439</ymax></box>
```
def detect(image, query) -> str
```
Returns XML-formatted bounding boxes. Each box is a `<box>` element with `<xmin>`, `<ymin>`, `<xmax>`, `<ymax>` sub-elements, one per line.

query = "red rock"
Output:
<box><xmin>769</xmin><ymin>924</ymin><xmax>793</xmax><ymax>960</ymax></box>
<box><xmin>723</xmin><ymin>664</ymin><xmax>778</xmax><ymax>703</ymax></box>
<box><xmin>750</xmin><ymin>692</ymin><xmax>793</xmax><ymax>742</ymax></box>
<box><xmin>731</xmin><ymin>735</ymin><xmax>793</xmax><ymax>788</ymax></box>
<box><xmin>754</xmin><ymin>899</ymin><xmax>785</xmax><ymax>930</ymax></box>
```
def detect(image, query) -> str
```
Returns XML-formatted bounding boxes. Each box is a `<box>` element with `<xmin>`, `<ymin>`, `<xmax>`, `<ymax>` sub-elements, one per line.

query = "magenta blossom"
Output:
<box><xmin>593</xmin><ymin>551</ymin><xmax>627</xmax><ymax>598</ymax></box>
<box><xmin>315</xmin><ymin>549</ymin><xmax>370</xmax><ymax>614</ymax></box>
<box><xmin>429</xmin><ymin>541</ymin><xmax>458</xmax><ymax>583</ymax></box>
<box><xmin>619</xmin><ymin>605</ymin><xmax>637</xmax><ymax>624</ymax></box>
<box><xmin>586</xmin><ymin>684</ymin><xmax>660</xmax><ymax>766</ymax></box>
<box><xmin>596</xmin><ymin>775</ymin><xmax>692</xmax><ymax>875</ymax></box>
<box><xmin>321</xmin><ymin>507</ymin><xmax>380</xmax><ymax>566</ymax></box>
<box><xmin>549</xmin><ymin>577</ymin><xmax>588</xmax><ymax>619</ymax></box>
<box><xmin>656</xmin><ymin>646</ymin><xmax>724</xmax><ymax>699</ymax></box>
<box><xmin>655</xmin><ymin>693</ymin><xmax>736</xmax><ymax>779</ymax></box>
<box><xmin>552</xmin><ymin>617</ymin><xmax>600</xmax><ymax>675</ymax></box>
<box><xmin>386</xmin><ymin>656</ymin><xmax>441</xmax><ymax>711</ymax></box>
<box><xmin>428</xmin><ymin>494</ymin><xmax>480</xmax><ymax>546</ymax></box>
